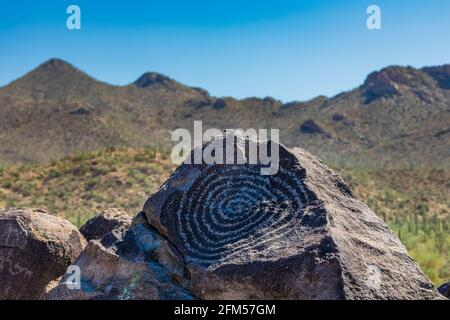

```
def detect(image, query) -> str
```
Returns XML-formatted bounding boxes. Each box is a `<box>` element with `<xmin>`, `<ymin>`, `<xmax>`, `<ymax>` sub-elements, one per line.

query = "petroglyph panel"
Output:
<box><xmin>160</xmin><ymin>163</ymin><xmax>314</xmax><ymax>268</ymax></box>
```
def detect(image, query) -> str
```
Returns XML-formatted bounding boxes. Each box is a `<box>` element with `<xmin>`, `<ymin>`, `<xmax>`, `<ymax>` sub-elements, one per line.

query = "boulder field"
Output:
<box><xmin>1</xmin><ymin>134</ymin><xmax>447</xmax><ymax>299</ymax></box>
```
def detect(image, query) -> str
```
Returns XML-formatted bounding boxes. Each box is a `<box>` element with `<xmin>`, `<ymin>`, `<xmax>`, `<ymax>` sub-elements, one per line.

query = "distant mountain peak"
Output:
<box><xmin>22</xmin><ymin>58</ymin><xmax>89</xmax><ymax>83</ymax></box>
<box><xmin>37</xmin><ymin>58</ymin><xmax>78</xmax><ymax>73</ymax></box>
<box><xmin>3</xmin><ymin>58</ymin><xmax>101</xmax><ymax>101</ymax></box>
<box><xmin>42</xmin><ymin>58</ymin><xmax>71</xmax><ymax>67</ymax></box>
<box><xmin>362</xmin><ymin>65</ymin><xmax>439</xmax><ymax>104</ymax></box>
<box><xmin>133</xmin><ymin>72</ymin><xmax>175</xmax><ymax>88</ymax></box>
<box><xmin>364</xmin><ymin>65</ymin><xmax>423</xmax><ymax>88</ymax></box>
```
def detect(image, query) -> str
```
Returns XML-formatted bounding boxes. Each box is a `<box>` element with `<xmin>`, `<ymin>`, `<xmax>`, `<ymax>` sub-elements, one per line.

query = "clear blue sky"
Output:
<box><xmin>0</xmin><ymin>0</ymin><xmax>449</xmax><ymax>101</ymax></box>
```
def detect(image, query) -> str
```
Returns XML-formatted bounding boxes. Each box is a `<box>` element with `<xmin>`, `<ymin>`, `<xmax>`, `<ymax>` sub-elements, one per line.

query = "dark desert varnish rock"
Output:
<box><xmin>79</xmin><ymin>208</ymin><xmax>132</xmax><ymax>242</ymax></box>
<box><xmin>438</xmin><ymin>282</ymin><xmax>450</xmax><ymax>298</ymax></box>
<box><xmin>143</xmin><ymin>132</ymin><xmax>443</xmax><ymax>300</ymax></box>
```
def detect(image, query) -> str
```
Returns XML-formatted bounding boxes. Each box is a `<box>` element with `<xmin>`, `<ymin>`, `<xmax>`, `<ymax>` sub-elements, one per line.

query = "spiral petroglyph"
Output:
<box><xmin>161</xmin><ymin>163</ymin><xmax>313</xmax><ymax>268</ymax></box>
<box><xmin>144</xmin><ymin>132</ymin><xmax>317</xmax><ymax>269</ymax></box>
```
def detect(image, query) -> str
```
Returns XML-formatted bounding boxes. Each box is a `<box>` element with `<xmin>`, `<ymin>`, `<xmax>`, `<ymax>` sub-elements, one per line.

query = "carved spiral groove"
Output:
<box><xmin>161</xmin><ymin>164</ymin><xmax>312</xmax><ymax>268</ymax></box>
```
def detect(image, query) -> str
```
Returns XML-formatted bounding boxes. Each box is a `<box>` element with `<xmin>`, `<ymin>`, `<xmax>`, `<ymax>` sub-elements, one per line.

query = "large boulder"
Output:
<box><xmin>0</xmin><ymin>208</ymin><xmax>86</xmax><ymax>299</ymax></box>
<box><xmin>80</xmin><ymin>208</ymin><xmax>132</xmax><ymax>242</ymax></box>
<box><xmin>143</xmin><ymin>132</ymin><xmax>443</xmax><ymax>300</ymax></box>
<box><xmin>48</xmin><ymin>212</ymin><xmax>193</xmax><ymax>300</ymax></box>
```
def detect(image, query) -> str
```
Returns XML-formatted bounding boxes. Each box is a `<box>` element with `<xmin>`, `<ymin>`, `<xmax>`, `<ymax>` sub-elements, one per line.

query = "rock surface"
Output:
<box><xmin>80</xmin><ymin>208</ymin><xmax>132</xmax><ymax>242</ymax></box>
<box><xmin>143</xmin><ymin>132</ymin><xmax>443</xmax><ymax>300</ymax></box>
<box><xmin>0</xmin><ymin>208</ymin><xmax>86</xmax><ymax>299</ymax></box>
<box><xmin>48</xmin><ymin>212</ymin><xmax>193</xmax><ymax>300</ymax></box>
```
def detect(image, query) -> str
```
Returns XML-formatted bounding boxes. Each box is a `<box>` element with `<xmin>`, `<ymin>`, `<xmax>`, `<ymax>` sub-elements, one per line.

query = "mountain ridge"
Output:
<box><xmin>3</xmin><ymin>58</ymin><xmax>449</xmax><ymax>104</ymax></box>
<box><xmin>0</xmin><ymin>59</ymin><xmax>449</xmax><ymax>167</ymax></box>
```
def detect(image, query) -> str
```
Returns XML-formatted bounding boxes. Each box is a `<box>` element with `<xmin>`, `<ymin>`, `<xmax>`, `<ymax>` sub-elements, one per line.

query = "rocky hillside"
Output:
<box><xmin>0</xmin><ymin>59</ymin><xmax>449</xmax><ymax>167</ymax></box>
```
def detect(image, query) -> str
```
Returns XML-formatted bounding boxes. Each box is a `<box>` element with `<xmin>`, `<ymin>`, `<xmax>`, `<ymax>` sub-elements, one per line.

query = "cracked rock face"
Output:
<box><xmin>143</xmin><ymin>133</ymin><xmax>443</xmax><ymax>300</ymax></box>
<box><xmin>0</xmin><ymin>208</ymin><xmax>86</xmax><ymax>300</ymax></box>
